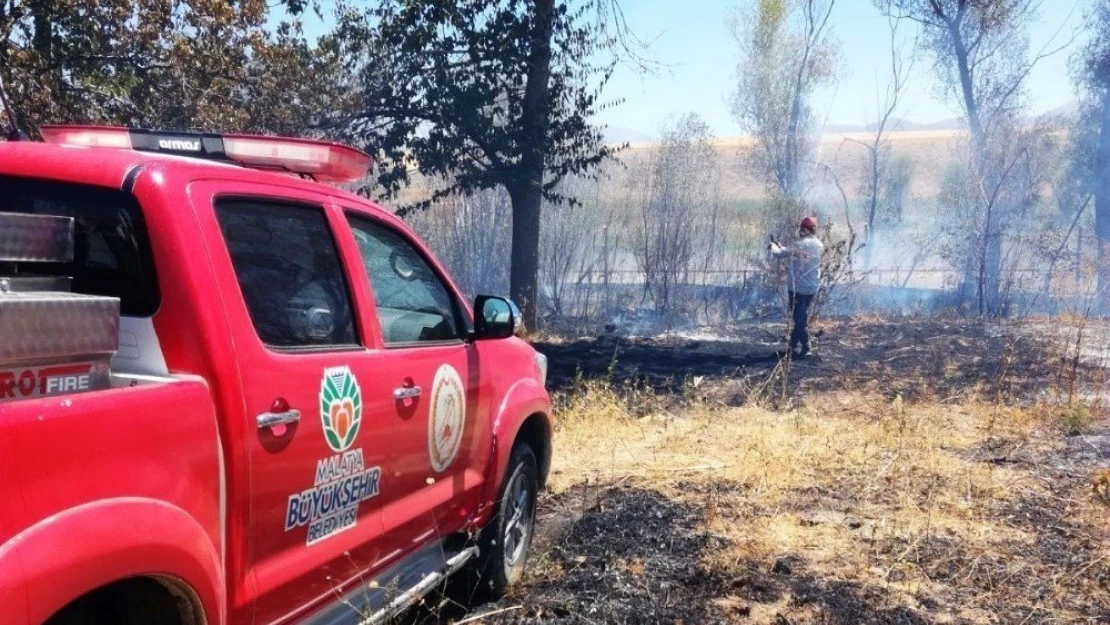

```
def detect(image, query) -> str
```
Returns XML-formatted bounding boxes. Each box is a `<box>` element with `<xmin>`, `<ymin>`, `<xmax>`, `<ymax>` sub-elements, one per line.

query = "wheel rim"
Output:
<box><xmin>502</xmin><ymin>469</ymin><xmax>534</xmax><ymax>568</ymax></box>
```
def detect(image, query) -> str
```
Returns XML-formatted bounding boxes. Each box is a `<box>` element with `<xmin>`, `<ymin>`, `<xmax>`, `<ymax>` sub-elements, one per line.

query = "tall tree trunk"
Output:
<box><xmin>509</xmin><ymin>184</ymin><xmax>543</xmax><ymax>327</ymax></box>
<box><xmin>29</xmin><ymin>0</ymin><xmax>52</xmax><ymax>60</ymax></box>
<box><xmin>1096</xmin><ymin>84</ymin><xmax>1110</xmax><ymax>312</ymax></box>
<box><xmin>947</xmin><ymin>13</ymin><xmax>985</xmax><ymax>151</ymax></box>
<box><xmin>511</xmin><ymin>0</ymin><xmax>555</xmax><ymax>328</ymax></box>
<box><xmin>983</xmin><ymin>231</ymin><xmax>1003</xmax><ymax>315</ymax></box>
<box><xmin>950</xmin><ymin>21</ymin><xmax>1004</xmax><ymax>314</ymax></box>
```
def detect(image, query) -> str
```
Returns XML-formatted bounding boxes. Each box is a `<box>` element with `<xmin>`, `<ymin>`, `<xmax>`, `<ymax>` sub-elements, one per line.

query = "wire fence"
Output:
<box><xmin>537</xmin><ymin>266</ymin><xmax>1102</xmax><ymax>324</ymax></box>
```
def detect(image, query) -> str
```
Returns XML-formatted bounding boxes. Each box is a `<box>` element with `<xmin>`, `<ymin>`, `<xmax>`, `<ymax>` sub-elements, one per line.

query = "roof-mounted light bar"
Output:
<box><xmin>38</xmin><ymin>125</ymin><xmax>372</xmax><ymax>183</ymax></box>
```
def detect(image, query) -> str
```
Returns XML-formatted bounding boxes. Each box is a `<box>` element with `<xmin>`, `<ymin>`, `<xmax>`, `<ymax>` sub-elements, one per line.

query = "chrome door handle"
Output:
<box><xmin>393</xmin><ymin>386</ymin><xmax>422</xmax><ymax>400</ymax></box>
<box><xmin>257</xmin><ymin>409</ymin><xmax>301</xmax><ymax>429</ymax></box>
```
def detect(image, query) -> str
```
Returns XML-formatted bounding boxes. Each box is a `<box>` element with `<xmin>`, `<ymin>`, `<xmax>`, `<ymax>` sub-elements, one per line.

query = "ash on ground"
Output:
<box><xmin>537</xmin><ymin>316</ymin><xmax>1087</xmax><ymax>406</ymax></box>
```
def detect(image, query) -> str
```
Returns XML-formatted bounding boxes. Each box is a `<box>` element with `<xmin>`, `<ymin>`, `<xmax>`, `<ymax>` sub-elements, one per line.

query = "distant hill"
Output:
<box><xmin>603</xmin><ymin>126</ymin><xmax>654</xmax><ymax>145</ymax></box>
<box><xmin>822</xmin><ymin>117</ymin><xmax>967</xmax><ymax>134</ymax></box>
<box><xmin>603</xmin><ymin>103</ymin><xmax>1079</xmax><ymax>146</ymax></box>
<box><xmin>1039</xmin><ymin>101</ymin><xmax>1080</xmax><ymax>120</ymax></box>
<box><xmin>606</xmin><ymin>126</ymin><xmax>975</xmax><ymax>203</ymax></box>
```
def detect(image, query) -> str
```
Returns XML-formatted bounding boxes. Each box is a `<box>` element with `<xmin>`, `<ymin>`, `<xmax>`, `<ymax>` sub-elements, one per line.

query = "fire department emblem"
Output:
<box><xmin>320</xmin><ymin>366</ymin><xmax>362</xmax><ymax>453</ymax></box>
<box><xmin>428</xmin><ymin>364</ymin><xmax>465</xmax><ymax>472</ymax></box>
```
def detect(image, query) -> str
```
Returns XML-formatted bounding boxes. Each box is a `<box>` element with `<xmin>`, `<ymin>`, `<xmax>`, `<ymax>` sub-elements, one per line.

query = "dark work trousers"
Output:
<box><xmin>788</xmin><ymin>291</ymin><xmax>814</xmax><ymax>352</ymax></box>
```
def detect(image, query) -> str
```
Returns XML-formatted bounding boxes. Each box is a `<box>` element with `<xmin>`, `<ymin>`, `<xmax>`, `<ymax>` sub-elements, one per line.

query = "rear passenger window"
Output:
<box><xmin>215</xmin><ymin>199</ymin><xmax>358</xmax><ymax>349</ymax></box>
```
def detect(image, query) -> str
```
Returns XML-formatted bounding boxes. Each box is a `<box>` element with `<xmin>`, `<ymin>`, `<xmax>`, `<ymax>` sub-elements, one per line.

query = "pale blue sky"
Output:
<box><xmin>600</xmin><ymin>0</ymin><xmax>1087</xmax><ymax>138</ymax></box>
<box><xmin>294</xmin><ymin>0</ymin><xmax>1088</xmax><ymax>139</ymax></box>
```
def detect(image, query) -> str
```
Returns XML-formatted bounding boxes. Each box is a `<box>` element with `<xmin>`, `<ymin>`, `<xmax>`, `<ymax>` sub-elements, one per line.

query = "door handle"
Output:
<box><xmin>257</xmin><ymin>409</ymin><xmax>301</xmax><ymax>429</ymax></box>
<box><xmin>393</xmin><ymin>385</ymin><xmax>422</xmax><ymax>400</ymax></box>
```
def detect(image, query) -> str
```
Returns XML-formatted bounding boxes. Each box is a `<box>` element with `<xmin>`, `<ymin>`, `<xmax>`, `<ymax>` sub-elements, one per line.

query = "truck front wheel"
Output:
<box><xmin>45</xmin><ymin>578</ymin><xmax>186</xmax><ymax>625</ymax></box>
<box><xmin>473</xmin><ymin>442</ymin><xmax>539</xmax><ymax>600</ymax></box>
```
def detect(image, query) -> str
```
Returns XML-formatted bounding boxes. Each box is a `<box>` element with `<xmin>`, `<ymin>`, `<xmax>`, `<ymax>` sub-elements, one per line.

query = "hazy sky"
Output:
<box><xmin>293</xmin><ymin>1</ymin><xmax>1088</xmax><ymax>139</ymax></box>
<box><xmin>601</xmin><ymin>0</ymin><xmax>1087</xmax><ymax>138</ymax></box>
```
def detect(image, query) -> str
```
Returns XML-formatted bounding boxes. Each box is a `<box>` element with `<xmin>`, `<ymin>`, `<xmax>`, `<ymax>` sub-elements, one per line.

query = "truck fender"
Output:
<box><xmin>481</xmin><ymin>377</ymin><xmax>552</xmax><ymax>511</ymax></box>
<box><xmin>0</xmin><ymin>498</ymin><xmax>224</xmax><ymax>625</ymax></box>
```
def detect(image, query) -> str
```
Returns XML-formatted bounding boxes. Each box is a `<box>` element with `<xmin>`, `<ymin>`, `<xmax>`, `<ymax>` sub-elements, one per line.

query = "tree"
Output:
<box><xmin>846</xmin><ymin>13</ymin><xmax>914</xmax><ymax>269</ymax></box>
<box><xmin>1075</xmin><ymin>0</ymin><xmax>1110</xmax><ymax>310</ymax></box>
<box><xmin>631</xmin><ymin>113</ymin><xmax>720</xmax><ymax>318</ymax></box>
<box><xmin>936</xmin><ymin>125</ymin><xmax>1052</xmax><ymax>312</ymax></box>
<box><xmin>0</xmin><ymin>1</ymin><xmax>345</xmax><ymax>136</ymax></box>
<box><xmin>539</xmin><ymin>175</ymin><xmax>612</xmax><ymax>319</ymax></box>
<box><xmin>877</xmin><ymin>155</ymin><xmax>914</xmax><ymax>229</ymax></box>
<box><xmin>729</xmin><ymin>0</ymin><xmax>838</xmax><ymax>202</ymax></box>
<box><xmin>324</xmin><ymin>0</ymin><xmax>625</xmax><ymax>327</ymax></box>
<box><xmin>406</xmin><ymin>189</ymin><xmax>513</xmax><ymax>298</ymax></box>
<box><xmin>877</xmin><ymin>0</ymin><xmax>1067</xmax><ymax>314</ymax></box>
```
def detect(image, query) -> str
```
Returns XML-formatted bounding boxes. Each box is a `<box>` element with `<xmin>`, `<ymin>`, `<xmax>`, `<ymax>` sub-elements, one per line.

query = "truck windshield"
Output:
<box><xmin>0</xmin><ymin>174</ymin><xmax>160</xmax><ymax>316</ymax></box>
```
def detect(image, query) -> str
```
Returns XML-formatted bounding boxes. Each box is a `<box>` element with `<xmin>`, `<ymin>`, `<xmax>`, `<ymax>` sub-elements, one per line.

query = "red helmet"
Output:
<box><xmin>799</xmin><ymin>216</ymin><xmax>818</xmax><ymax>232</ymax></box>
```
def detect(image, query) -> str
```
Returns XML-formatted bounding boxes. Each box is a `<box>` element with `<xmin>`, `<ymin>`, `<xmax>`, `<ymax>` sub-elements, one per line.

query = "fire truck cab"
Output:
<box><xmin>0</xmin><ymin>126</ymin><xmax>552</xmax><ymax>625</ymax></box>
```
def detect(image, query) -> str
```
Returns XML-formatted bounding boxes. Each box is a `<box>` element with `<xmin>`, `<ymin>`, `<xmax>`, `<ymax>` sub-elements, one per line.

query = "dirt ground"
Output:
<box><xmin>428</xmin><ymin>316</ymin><xmax>1110</xmax><ymax>624</ymax></box>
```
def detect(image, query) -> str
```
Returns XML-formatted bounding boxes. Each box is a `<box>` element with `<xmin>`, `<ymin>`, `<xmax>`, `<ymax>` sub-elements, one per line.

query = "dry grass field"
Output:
<box><xmin>602</xmin><ymin>126</ymin><xmax>1070</xmax><ymax>225</ymax></box>
<box><xmin>614</xmin><ymin>129</ymin><xmax>975</xmax><ymax>202</ymax></box>
<box><xmin>427</xmin><ymin>317</ymin><xmax>1110</xmax><ymax>625</ymax></box>
<box><xmin>392</xmin><ymin>127</ymin><xmax>981</xmax><ymax>210</ymax></box>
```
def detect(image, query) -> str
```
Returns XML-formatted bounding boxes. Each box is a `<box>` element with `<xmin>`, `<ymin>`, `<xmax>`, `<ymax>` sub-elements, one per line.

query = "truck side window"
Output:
<box><xmin>347</xmin><ymin>215</ymin><xmax>461</xmax><ymax>346</ymax></box>
<box><xmin>215</xmin><ymin>199</ymin><xmax>358</xmax><ymax>349</ymax></box>
<box><xmin>0</xmin><ymin>174</ymin><xmax>160</xmax><ymax>316</ymax></box>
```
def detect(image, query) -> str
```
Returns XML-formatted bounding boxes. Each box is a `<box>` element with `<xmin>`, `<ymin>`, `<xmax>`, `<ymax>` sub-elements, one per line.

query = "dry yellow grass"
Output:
<box><xmin>528</xmin><ymin>381</ymin><xmax>1110</xmax><ymax>624</ymax></box>
<box><xmin>608</xmin><ymin>128</ymin><xmax>976</xmax><ymax>203</ymax></box>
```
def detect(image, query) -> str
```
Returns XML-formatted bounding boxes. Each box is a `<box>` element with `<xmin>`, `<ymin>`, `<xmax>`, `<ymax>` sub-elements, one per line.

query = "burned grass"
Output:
<box><xmin>496</xmin><ymin>485</ymin><xmax>726</xmax><ymax>624</ymax></box>
<box><xmin>437</xmin><ymin>317</ymin><xmax>1110</xmax><ymax>624</ymax></box>
<box><xmin>534</xmin><ymin>316</ymin><xmax>1089</xmax><ymax>407</ymax></box>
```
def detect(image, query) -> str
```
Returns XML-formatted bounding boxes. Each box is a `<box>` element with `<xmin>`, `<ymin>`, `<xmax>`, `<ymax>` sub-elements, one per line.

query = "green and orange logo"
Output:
<box><xmin>320</xmin><ymin>366</ymin><xmax>362</xmax><ymax>453</ymax></box>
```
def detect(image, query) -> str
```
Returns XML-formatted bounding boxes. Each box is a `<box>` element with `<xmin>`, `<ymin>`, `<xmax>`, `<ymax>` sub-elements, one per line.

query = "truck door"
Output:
<box><xmin>342</xmin><ymin>211</ymin><xmax>492</xmax><ymax>564</ymax></box>
<box><xmin>196</xmin><ymin>184</ymin><xmax>389</xmax><ymax>625</ymax></box>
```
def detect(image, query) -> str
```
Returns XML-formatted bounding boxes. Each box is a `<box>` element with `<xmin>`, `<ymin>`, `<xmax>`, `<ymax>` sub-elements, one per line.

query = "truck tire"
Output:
<box><xmin>472</xmin><ymin>442</ymin><xmax>539</xmax><ymax>601</ymax></box>
<box><xmin>45</xmin><ymin>578</ymin><xmax>183</xmax><ymax>625</ymax></box>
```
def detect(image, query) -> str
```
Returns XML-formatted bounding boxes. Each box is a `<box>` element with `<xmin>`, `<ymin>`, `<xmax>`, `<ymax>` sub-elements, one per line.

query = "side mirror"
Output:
<box><xmin>473</xmin><ymin>295</ymin><xmax>522</xmax><ymax>340</ymax></box>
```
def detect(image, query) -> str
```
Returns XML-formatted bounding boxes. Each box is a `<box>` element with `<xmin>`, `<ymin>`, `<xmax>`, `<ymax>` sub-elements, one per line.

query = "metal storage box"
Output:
<box><xmin>0</xmin><ymin>290</ymin><xmax>119</xmax><ymax>401</ymax></box>
<box><xmin>2</xmin><ymin>275</ymin><xmax>72</xmax><ymax>292</ymax></box>
<box><xmin>0</xmin><ymin>212</ymin><xmax>75</xmax><ymax>263</ymax></box>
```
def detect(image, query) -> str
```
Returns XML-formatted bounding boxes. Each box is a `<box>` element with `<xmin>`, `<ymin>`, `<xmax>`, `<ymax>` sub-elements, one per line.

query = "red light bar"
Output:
<box><xmin>38</xmin><ymin>125</ymin><xmax>372</xmax><ymax>183</ymax></box>
<box><xmin>222</xmin><ymin>134</ymin><xmax>371</xmax><ymax>183</ymax></box>
<box><xmin>39</xmin><ymin>125</ymin><xmax>132</xmax><ymax>149</ymax></box>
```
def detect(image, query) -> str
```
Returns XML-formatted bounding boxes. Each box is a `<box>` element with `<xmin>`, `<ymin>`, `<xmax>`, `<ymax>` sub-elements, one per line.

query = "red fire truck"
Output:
<box><xmin>0</xmin><ymin>125</ymin><xmax>552</xmax><ymax>625</ymax></box>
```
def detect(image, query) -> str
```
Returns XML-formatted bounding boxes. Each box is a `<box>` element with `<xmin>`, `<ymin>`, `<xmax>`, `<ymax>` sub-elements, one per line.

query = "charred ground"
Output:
<box><xmin>420</xmin><ymin>316</ymin><xmax>1110</xmax><ymax>625</ymax></box>
<box><xmin>535</xmin><ymin>316</ymin><xmax>1079</xmax><ymax>405</ymax></box>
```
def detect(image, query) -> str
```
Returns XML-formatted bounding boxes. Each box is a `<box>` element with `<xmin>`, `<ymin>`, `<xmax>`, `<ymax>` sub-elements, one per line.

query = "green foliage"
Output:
<box><xmin>0</xmin><ymin>0</ymin><xmax>346</xmax><ymax>136</ymax></box>
<box><xmin>729</xmin><ymin>0</ymin><xmax>838</xmax><ymax>201</ymax></box>
<box><xmin>322</xmin><ymin>0</ymin><xmax>619</xmax><ymax>210</ymax></box>
<box><xmin>1058</xmin><ymin>403</ymin><xmax>1091</xmax><ymax>436</ymax></box>
<box><xmin>1076</xmin><ymin>0</ymin><xmax>1110</xmax><ymax>93</ymax></box>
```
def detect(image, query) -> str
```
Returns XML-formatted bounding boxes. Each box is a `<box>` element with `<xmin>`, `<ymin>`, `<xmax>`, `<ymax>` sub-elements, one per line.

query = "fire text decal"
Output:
<box><xmin>0</xmin><ymin>364</ymin><xmax>95</xmax><ymax>400</ymax></box>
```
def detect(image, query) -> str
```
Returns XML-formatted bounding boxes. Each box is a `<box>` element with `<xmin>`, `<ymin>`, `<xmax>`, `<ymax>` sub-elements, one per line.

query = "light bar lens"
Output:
<box><xmin>223</xmin><ymin>135</ymin><xmax>371</xmax><ymax>182</ymax></box>
<box><xmin>39</xmin><ymin>126</ymin><xmax>132</xmax><ymax>149</ymax></box>
<box><xmin>36</xmin><ymin>125</ymin><xmax>372</xmax><ymax>183</ymax></box>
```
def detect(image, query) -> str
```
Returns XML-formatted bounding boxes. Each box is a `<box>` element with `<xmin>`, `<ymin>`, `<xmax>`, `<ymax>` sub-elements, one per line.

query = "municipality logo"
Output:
<box><xmin>428</xmin><ymin>364</ymin><xmax>465</xmax><ymax>472</ymax></box>
<box><xmin>320</xmin><ymin>366</ymin><xmax>362</xmax><ymax>452</ymax></box>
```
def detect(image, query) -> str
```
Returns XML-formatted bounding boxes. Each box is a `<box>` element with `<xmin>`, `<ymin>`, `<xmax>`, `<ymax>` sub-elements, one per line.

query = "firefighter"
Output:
<box><xmin>768</xmin><ymin>216</ymin><xmax>824</xmax><ymax>358</ymax></box>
